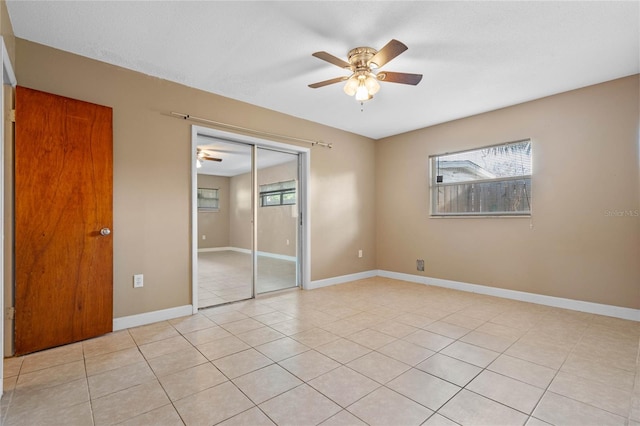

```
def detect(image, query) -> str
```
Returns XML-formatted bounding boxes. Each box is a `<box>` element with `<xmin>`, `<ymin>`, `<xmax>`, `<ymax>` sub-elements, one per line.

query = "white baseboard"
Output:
<box><xmin>228</xmin><ymin>247</ymin><xmax>251</xmax><ymax>254</ymax></box>
<box><xmin>308</xmin><ymin>270</ymin><xmax>378</xmax><ymax>290</ymax></box>
<box><xmin>377</xmin><ymin>270</ymin><xmax>640</xmax><ymax>322</ymax></box>
<box><xmin>257</xmin><ymin>251</ymin><xmax>297</xmax><ymax>262</ymax></box>
<box><xmin>113</xmin><ymin>271</ymin><xmax>637</xmax><ymax>333</ymax></box>
<box><xmin>198</xmin><ymin>247</ymin><xmax>234</xmax><ymax>253</ymax></box>
<box><xmin>197</xmin><ymin>247</ymin><xmax>251</xmax><ymax>254</ymax></box>
<box><xmin>198</xmin><ymin>247</ymin><xmax>296</xmax><ymax>262</ymax></box>
<box><xmin>113</xmin><ymin>305</ymin><xmax>193</xmax><ymax>331</ymax></box>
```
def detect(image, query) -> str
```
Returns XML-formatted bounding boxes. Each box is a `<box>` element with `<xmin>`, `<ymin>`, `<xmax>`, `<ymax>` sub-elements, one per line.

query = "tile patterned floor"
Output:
<box><xmin>2</xmin><ymin>277</ymin><xmax>639</xmax><ymax>425</ymax></box>
<box><xmin>198</xmin><ymin>251</ymin><xmax>297</xmax><ymax>308</ymax></box>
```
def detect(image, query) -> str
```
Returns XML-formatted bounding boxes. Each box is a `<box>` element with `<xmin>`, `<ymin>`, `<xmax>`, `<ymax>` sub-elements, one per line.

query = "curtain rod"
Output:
<box><xmin>170</xmin><ymin>111</ymin><xmax>332</xmax><ymax>149</ymax></box>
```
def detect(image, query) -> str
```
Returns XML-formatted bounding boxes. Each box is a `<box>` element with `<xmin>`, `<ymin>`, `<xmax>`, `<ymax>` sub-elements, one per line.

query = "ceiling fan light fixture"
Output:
<box><xmin>343</xmin><ymin>76</ymin><xmax>359</xmax><ymax>96</ymax></box>
<box><xmin>196</xmin><ymin>159</ymin><xmax>202</xmax><ymax>169</ymax></box>
<box><xmin>364</xmin><ymin>74</ymin><xmax>380</xmax><ymax>95</ymax></box>
<box><xmin>355</xmin><ymin>82</ymin><xmax>372</xmax><ymax>102</ymax></box>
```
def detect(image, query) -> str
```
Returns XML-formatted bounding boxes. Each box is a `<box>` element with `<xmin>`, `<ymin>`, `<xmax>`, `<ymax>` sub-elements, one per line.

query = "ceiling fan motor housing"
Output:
<box><xmin>347</xmin><ymin>47</ymin><xmax>378</xmax><ymax>71</ymax></box>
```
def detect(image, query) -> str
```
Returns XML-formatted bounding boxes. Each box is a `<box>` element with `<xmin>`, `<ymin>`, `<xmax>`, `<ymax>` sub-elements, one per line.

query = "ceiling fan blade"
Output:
<box><xmin>308</xmin><ymin>76</ymin><xmax>348</xmax><ymax>89</ymax></box>
<box><xmin>369</xmin><ymin>39</ymin><xmax>408</xmax><ymax>68</ymax></box>
<box><xmin>312</xmin><ymin>51</ymin><xmax>352</xmax><ymax>69</ymax></box>
<box><xmin>201</xmin><ymin>155</ymin><xmax>222</xmax><ymax>162</ymax></box>
<box><xmin>377</xmin><ymin>71</ymin><xmax>423</xmax><ymax>85</ymax></box>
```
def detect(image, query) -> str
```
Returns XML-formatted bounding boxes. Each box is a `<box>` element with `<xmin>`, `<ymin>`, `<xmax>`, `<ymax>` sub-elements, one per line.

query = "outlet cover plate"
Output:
<box><xmin>133</xmin><ymin>274</ymin><xmax>144</xmax><ymax>288</ymax></box>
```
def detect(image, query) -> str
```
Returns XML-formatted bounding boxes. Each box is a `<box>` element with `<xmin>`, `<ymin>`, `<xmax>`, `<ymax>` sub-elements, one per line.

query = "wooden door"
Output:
<box><xmin>14</xmin><ymin>86</ymin><xmax>113</xmax><ymax>355</ymax></box>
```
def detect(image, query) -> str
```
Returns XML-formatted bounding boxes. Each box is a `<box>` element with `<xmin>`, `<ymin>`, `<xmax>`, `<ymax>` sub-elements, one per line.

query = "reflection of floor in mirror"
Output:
<box><xmin>198</xmin><ymin>250</ymin><xmax>297</xmax><ymax>308</ymax></box>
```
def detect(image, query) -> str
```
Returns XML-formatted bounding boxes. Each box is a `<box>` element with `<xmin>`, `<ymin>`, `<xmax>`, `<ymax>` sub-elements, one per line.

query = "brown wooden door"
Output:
<box><xmin>14</xmin><ymin>86</ymin><xmax>113</xmax><ymax>355</ymax></box>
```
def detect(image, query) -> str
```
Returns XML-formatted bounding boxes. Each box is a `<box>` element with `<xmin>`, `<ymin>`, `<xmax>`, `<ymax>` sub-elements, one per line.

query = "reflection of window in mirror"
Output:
<box><xmin>259</xmin><ymin>180</ymin><xmax>296</xmax><ymax>207</ymax></box>
<box><xmin>197</xmin><ymin>188</ymin><xmax>219</xmax><ymax>211</ymax></box>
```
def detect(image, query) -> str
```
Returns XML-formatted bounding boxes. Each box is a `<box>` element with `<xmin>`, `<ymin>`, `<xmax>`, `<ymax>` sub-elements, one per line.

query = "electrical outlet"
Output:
<box><xmin>286</xmin><ymin>239</ymin><xmax>290</xmax><ymax>245</ymax></box>
<box><xmin>202</xmin><ymin>235</ymin><xmax>206</xmax><ymax>240</ymax></box>
<box><xmin>358</xmin><ymin>249</ymin><xmax>363</xmax><ymax>258</ymax></box>
<box><xmin>417</xmin><ymin>259</ymin><xmax>425</xmax><ymax>272</ymax></box>
<box><xmin>133</xmin><ymin>274</ymin><xmax>144</xmax><ymax>288</ymax></box>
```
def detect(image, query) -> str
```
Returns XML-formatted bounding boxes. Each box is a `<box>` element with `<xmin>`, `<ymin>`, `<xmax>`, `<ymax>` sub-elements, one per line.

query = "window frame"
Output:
<box><xmin>259</xmin><ymin>180</ymin><xmax>297</xmax><ymax>207</ymax></box>
<box><xmin>429</xmin><ymin>139</ymin><xmax>532</xmax><ymax>218</ymax></box>
<box><xmin>197</xmin><ymin>187</ymin><xmax>220</xmax><ymax>212</ymax></box>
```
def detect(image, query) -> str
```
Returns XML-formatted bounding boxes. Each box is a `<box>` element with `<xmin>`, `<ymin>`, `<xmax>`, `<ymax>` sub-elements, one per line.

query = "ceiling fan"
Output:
<box><xmin>196</xmin><ymin>147</ymin><xmax>222</xmax><ymax>168</ymax></box>
<box><xmin>308</xmin><ymin>39</ymin><xmax>422</xmax><ymax>102</ymax></box>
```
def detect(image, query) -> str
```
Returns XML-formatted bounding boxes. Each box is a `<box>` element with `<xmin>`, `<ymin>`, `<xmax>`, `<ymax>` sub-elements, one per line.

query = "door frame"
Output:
<box><xmin>1</xmin><ymin>35</ymin><xmax>17</xmax><ymax>396</ymax></box>
<box><xmin>190</xmin><ymin>125</ymin><xmax>311</xmax><ymax>313</ymax></box>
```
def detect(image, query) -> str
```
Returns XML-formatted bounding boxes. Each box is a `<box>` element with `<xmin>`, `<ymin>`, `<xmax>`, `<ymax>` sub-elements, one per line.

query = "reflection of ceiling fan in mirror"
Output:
<box><xmin>196</xmin><ymin>147</ymin><xmax>222</xmax><ymax>169</ymax></box>
<box><xmin>197</xmin><ymin>147</ymin><xmax>222</xmax><ymax>162</ymax></box>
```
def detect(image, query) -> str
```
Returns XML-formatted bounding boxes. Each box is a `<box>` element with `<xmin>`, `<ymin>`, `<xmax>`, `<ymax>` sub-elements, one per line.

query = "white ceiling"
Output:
<box><xmin>6</xmin><ymin>1</ymin><xmax>639</xmax><ymax>140</ymax></box>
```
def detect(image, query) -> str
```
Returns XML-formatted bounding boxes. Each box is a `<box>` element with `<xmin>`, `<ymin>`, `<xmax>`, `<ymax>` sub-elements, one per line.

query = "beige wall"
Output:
<box><xmin>377</xmin><ymin>75</ymin><xmax>640</xmax><ymax>309</ymax></box>
<box><xmin>229</xmin><ymin>160</ymin><xmax>299</xmax><ymax>257</ymax></box>
<box><xmin>229</xmin><ymin>171</ymin><xmax>252</xmax><ymax>251</ymax></box>
<box><xmin>13</xmin><ymin>39</ymin><xmax>377</xmax><ymax>318</ymax></box>
<box><xmin>197</xmin><ymin>174</ymin><xmax>230</xmax><ymax>249</ymax></box>
<box><xmin>1</xmin><ymin>0</ymin><xmax>14</xmax><ymax>63</ymax></box>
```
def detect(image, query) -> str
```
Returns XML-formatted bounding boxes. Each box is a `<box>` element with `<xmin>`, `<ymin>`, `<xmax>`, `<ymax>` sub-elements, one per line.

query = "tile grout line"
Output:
<box><xmin>81</xmin><ymin>344</ymin><xmax>97</xmax><ymax>426</ymax></box>
<box><xmin>423</xmin><ymin>307</ymin><xmax>574</xmax><ymax>424</ymax></box>
<box><xmin>170</xmin><ymin>312</ymin><xmax>300</xmax><ymax>426</ymax></box>
<box><xmin>146</xmin><ymin>322</ymin><xmax>193</xmax><ymax>426</ymax></box>
<box><xmin>427</xmin><ymin>314</ymin><xmax>524</xmax><ymax>424</ymax></box>
<box><xmin>525</xmin><ymin>316</ymin><xmax>628</xmax><ymax>424</ymax></box>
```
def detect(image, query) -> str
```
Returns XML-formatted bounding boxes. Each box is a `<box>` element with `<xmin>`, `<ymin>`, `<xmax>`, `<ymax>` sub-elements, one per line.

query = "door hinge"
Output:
<box><xmin>9</xmin><ymin>109</ymin><xmax>15</xmax><ymax>123</ymax></box>
<box><xmin>6</xmin><ymin>306</ymin><xmax>15</xmax><ymax>320</ymax></box>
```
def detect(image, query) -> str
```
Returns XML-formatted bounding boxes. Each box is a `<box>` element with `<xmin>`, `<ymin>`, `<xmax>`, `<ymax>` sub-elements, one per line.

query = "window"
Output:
<box><xmin>260</xmin><ymin>180</ymin><xmax>296</xmax><ymax>207</ymax></box>
<box><xmin>430</xmin><ymin>139</ymin><xmax>532</xmax><ymax>216</ymax></box>
<box><xmin>197</xmin><ymin>188</ymin><xmax>219</xmax><ymax>211</ymax></box>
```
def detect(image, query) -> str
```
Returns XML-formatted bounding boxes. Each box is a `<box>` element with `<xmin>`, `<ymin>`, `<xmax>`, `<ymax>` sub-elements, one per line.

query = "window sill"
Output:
<box><xmin>430</xmin><ymin>214</ymin><xmax>531</xmax><ymax>219</ymax></box>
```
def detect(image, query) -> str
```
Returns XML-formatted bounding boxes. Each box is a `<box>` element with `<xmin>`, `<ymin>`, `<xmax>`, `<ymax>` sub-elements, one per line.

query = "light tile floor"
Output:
<box><xmin>2</xmin><ymin>277</ymin><xmax>639</xmax><ymax>425</ymax></box>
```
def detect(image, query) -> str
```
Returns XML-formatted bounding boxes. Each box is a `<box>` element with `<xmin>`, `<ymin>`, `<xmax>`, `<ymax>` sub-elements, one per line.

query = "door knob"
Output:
<box><xmin>100</xmin><ymin>228</ymin><xmax>111</xmax><ymax>236</ymax></box>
